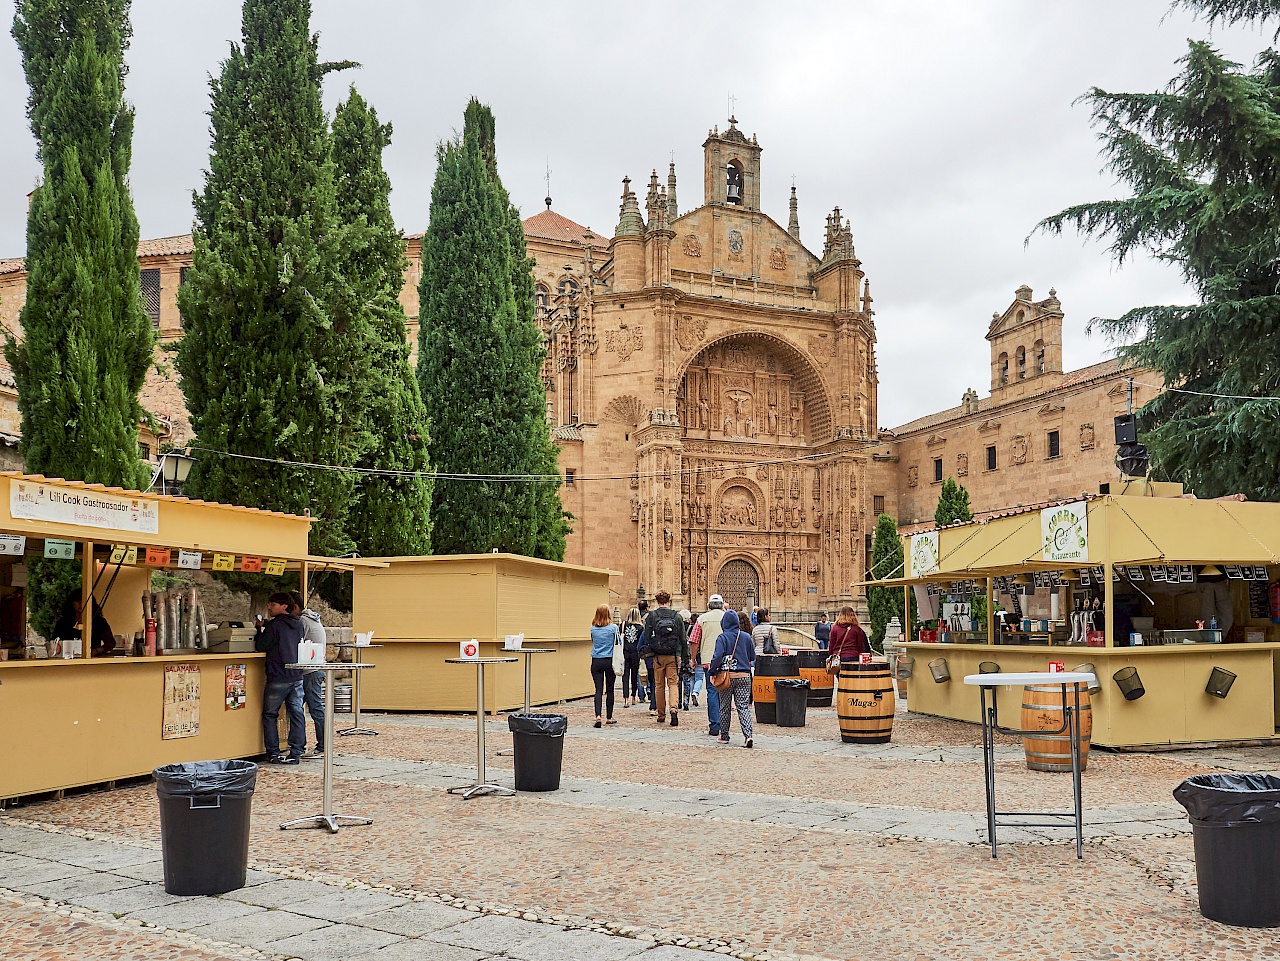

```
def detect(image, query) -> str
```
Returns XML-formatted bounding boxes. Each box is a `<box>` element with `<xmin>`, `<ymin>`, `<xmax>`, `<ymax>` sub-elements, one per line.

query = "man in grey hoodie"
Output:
<box><xmin>290</xmin><ymin>591</ymin><xmax>327</xmax><ymax>759</ymax></box>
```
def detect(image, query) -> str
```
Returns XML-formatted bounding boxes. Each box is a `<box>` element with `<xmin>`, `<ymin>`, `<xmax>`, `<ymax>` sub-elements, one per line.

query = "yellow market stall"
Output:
<box><xmin>354</xmin><ymin>554</ymin><xmax>617</xmax><ymax>712</ymax></box>
<box><xmin>889</xmin><ymin>485</ymin><xmax>1280</xmax><ymax>749</ymax></box>
<box><xmin>0</xmin><ymin>472</ymin><xmax>382</xmax><ymax>800</ymax></box>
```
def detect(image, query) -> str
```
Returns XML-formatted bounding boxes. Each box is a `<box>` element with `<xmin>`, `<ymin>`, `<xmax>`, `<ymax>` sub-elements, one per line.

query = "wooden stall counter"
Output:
<box><xmin>902</xmin><ymin>641</ymin><xmax>1280</xmax><ymax>749</ymax></box>
<box><xmin>0</xmin><ymin>653</ymin><xmax>266</xmax><ymax>799</ymax></box>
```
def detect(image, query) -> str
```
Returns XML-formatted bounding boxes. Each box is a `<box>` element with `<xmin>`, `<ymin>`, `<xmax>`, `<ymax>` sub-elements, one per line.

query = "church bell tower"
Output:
<box><xmin>703</xmin><ymin>117</ymin><xmax>762</xmax><ymax>211</ymax></box>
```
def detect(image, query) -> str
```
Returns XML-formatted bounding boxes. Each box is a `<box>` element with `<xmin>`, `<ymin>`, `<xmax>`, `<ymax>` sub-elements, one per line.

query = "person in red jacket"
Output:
<box><xmin>828</xmin><ymin>605</ymin><xmax>869</xmax><ymax>662</ymax></box>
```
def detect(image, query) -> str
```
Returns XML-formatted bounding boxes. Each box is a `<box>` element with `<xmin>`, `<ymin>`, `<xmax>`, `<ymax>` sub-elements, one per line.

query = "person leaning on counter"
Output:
<box><xmin>52</xmin><ymin>593</ymin><xmax>116</xmax><ymax>656</ymax></box>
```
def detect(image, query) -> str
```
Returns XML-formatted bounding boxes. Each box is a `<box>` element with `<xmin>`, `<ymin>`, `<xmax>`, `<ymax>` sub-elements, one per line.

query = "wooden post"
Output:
<box><xmin>299</xmin><ymin>561</ymin><xmax>308</xmax><ymax>604</ymax></box>
<box><xmin>903</xmin><ymin>585</ymin><xmax>912</xmax><ymax>641</ymax></box>
<box><xmin>80</xmin><ymin>540</ymin><xmax>94</xmax><ymax>659</ymax></box>
<box><xmin>986</xmin><ymin>577</ymin><xmax>995</xmax><ymax>643</ymax></box>
<box><xmin>1103</xmin><ymin>561</ymin><xmax>1115</xmax><ymax>648</ymax></box>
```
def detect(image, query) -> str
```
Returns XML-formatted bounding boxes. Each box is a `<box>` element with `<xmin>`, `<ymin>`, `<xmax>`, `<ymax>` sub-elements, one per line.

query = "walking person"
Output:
<box><xmin>690</xmin><ymin>595</ymin><xmax>726</xmax><ymax>736</ymax></box>
<box><xmin>638</xmin><ymin>599</ymin><xmax>656</xmax><ymax>712</ymax></box>
<box><xmin>589</xmin><ymin>604</ymin><xmax>619</xmax><ymax>727</ymax></box>
<box><xmin>829</xmin><ymin>605</ymin><xmax>870</xmax><ymax>664</ymax></box>
<box><xmin>752</xmin><ymin>608</ymin><xmax>780</xmax><ymax>655</ymax></box>
<box><xmin>290</xmin><ymin>590</ymin><xmax>326</xmax><ymax>759</ymax></box>
<box><xmin>254</xmin><ymin>592</ymin><xmax>306</xmax><ymax>764</ymax></box>
<box><xmin>620</xmin><ymin>607</ymin><xmax>644</xmax><ymax>707</ymax></box>
<box><xmin>678</xmin><ymin>609</ymin><xmax>696</xmax><ymax>711</ymax></box>
<box><xmin>710</xmin><ymin>609</ymin><xmax>756</xmax><ymax>747</ymax></box>
<box><xmin>640</xmin><ymin>590</ymin><xmax>689</xmax><ymax>726</ymax></box>
<box><xmin>815</xmin><ymin>611</ymin><xmax>832</xmax><ymax>650</ymax></box>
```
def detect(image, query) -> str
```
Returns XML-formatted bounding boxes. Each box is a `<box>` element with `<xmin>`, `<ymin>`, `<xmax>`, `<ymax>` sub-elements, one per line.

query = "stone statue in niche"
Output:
<box><xmin>664</xmin><ymin>528</ymin><xmax>673</xmax><ymax>551</ymax></box>
<box><xmin>698</xmin><ymin>398</ymin><xmax>708</xmax><ymax>429</ymax></box>
<box><xmin>663</xmin><ymin>452</ymin><xmax>673</xmax><ymax>488</ymax></box>
<box><xmin>681</xmin><ymin>554</ymin><xmax>690</xmax><ymax>593</ymax></box>
<box><xmin>790</xmin><ymin>398</ymin><xmax>804</xmax><ymax>436</ymax></box>
<box><xmin>695</xmin><ymin>561</ymin><xmax>707</xmax><ymax>595</ymax></box>
<box><xmin>768</xmin><ymin>405</ymin><xmax>779</xmax><ymax>434</ymax></box>
<box><xmin>681</xmin><ymin>500</ymin><xmax>688</xmax><ymax>525</ymax></box>
<box><xmin>723</xmin><ymin>414</ymin><xmax>734</xmax><ymax>436</ymax></box>
<box><xmin>744</xmin><ymin>417</ymin><xmax>755</xmax><ymax>438</ymax></box>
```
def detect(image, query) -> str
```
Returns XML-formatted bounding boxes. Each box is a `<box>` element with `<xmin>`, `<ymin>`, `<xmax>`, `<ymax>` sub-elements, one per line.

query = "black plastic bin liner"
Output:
<box><xmin>154</xmin><ymin>760</ymin><xmax>257</xmax><ymax>896</ymax></box>
<box><xmin>775</xmin><ymin>678</ymin><xmax>810</xmax><ymax>728</ymax></box>
<box><xmin>1175</xmin><ymin>773</ymin><xmax>1280</xmax><ymax>927</ymax></box>
<box><xmin>508</xmin><ymin>713</ymin><xmax>567</xmax><ymax>792</ymax></box>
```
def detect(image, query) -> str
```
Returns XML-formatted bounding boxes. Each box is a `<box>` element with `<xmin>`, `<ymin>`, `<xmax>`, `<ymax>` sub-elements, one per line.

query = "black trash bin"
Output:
<box><xmin>154</xmin><ymin>760</ymin><xmax>257</xmax><ymax>896</ymax></box>
<box><xmin>1174</xmin><ymin>773</ymin><xmax>1280</xmax><ymax>927</ymax></box>
<box><xmin>508</xmin><ymin>713</ymin><xmax>567</xmax><ymax>792</ymax></box>
<box><xmin>775</xmin><ymin>678</ymin><xmax>810</xmax><ymax>728</ymax></box>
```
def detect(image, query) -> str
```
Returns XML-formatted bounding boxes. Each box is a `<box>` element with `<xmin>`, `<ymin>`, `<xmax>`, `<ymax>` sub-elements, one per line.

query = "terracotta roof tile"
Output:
<box><xmin>0</xmin><ymin>258</ymin><xmax>24</xmax><ymax>276</ymax></box>
<box><xmin>522</xmin><ymin>209</ymin><xmax>609</xmax><ymax>249</ymax></box>
<box><xmin>1</xmin><ymin>233</ymin><xmax>196</xmax><ymax>275</ymax></box>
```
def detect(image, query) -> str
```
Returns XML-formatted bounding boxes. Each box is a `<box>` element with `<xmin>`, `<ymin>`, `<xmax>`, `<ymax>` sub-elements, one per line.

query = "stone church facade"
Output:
<box><xmin>0</xmin><ymin>115</ymin><xmax>1158</xmax><ymax>615</ymax></box>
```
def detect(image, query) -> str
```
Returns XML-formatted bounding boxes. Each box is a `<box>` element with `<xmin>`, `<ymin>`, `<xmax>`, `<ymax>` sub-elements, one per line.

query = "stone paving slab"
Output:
<box><xmin>347</xmin><ymin>940</ymin><xmax>492</xmax><ymax>961</ymax></box>
<box><xmin>432</xmin><ymin>915</ymin><xmax>559</xmax><ymax>953</ymax></box>
<box><xmin>127</xmin><ymin>894</ymin><xmax>266</xmax><ymax>930</ymax></box>
<box><xmin>290</xmin><ymin>886</ymin><xmax>413</xmax><ymax>921</ymax></box>
<box><xmin>501</xmin><ymin>927</ymin><xmax>650</xmax><ymax>961</ymax></box>
<box><xmin>0</xmin><ymin>852</ymin><xmax>93</xmax><ymax>887</ymax></box>
<box><xmin>70</xmin><ymin>880</ymin><xmax>194</xmax><ymax>914</ymax></box>
<box><xmin>187</xmin><ymin>905</ymin><xmax>332</xmax><ymax>949</ymax></box>
<box><xmin>21</xmin><ymin>869</ymin><xmax>144</xmax><ymax>900</ymax></box>
<box><xmin>263</xmin><ymin>921</ymin><xmax>405</xmax><ymax>960</ymax></box>
<box><xmin>224</xmin><ymin>876</ymin><xmax>349</xmax><ymax>909</ymax></box>
<box><xmin>354</xmin><ymin>901</ymin><xmax>476</xmax><ymax>936</ymax></box>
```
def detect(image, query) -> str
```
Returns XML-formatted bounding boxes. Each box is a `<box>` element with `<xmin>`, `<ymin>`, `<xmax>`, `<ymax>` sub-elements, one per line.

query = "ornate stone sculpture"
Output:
<box><xmin>1011</xmin><ymin>435</ymin><xmax>1029</xmax><ymax>465</ymax></box>
<box><xmin>1080</xmin><ymin>423</ymin><xmax>1095</xmax><ymax>450</ymax></box>
<box><xmin>956</xmin><ymin>452</ymin><xmax>969</xmax><ymax>477</ymax></box>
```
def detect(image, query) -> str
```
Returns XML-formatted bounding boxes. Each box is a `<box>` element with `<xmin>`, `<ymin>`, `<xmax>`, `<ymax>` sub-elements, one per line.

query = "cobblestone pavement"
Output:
<box><xmin>5</xmin><ymin>705</ymin><xmax>1280</xmax><ymax>960</ymax></box>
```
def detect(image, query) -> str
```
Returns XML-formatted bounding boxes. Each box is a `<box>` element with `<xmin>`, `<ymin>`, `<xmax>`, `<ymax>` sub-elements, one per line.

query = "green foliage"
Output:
<box><xmin>9</xmin><ymin>0</ymin><xmax>154</xmax><ymax>637</ymax></box>
<box><xmin>417</xmin><ymin>99</ymin><xmax>567</xmax><ymax>558</ymax></box>
<box><xmin>177</xmin><ymin>0</ymin><xmax>363</xmax><ymax>579</ymax></box>
<box><xmin>1174</xmin><ymin>0</ymin><xmax>1280</xmax><ymax>29</ymax></box>
<box><xmin>933</xmin><ymin>478</ymin><xmax>973</xmax><ymax>528</ymax></box>
<box><xmin>331</xmin><ymin>87</ymin><xmax>432</xmax><ymax>560</ymax></box>
<box><xmin>867</xmin><ymin>513</ymin><xmax>907</xmax><ymax>650</ymax></box>
<box><xmin>1036</xmin><ymin>26</ymin><xmax>1280</xmax><ymax>501</ymax></box>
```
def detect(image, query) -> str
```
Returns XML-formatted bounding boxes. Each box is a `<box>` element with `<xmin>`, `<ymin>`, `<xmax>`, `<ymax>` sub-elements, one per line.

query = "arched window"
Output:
<box><xmin>1016</xmin><ymin>346</ymin><xmax>1026</xmax><ymax>380</ymax></box>
<box><xmin>726</xmin><ymin>160</ymin><xmax>744</xmax><ymax>205</ymax></box>
<box><xmin>998</xmin><ymin>353</ymin><xmax>1009</xmax><ymax>386</ymax></box>
<box><xmin>1034</xmin><ymin>339</ymin><xmax>1046</xmax><ymax>375</ymax></box>
<box><xmin>557</xmin><ymin>277</ymin><xmax>579</xmax><ymax>297</ymax></box>
<box><xmin>534</xmin><ymin>284</ymin><xmax>549</xmax><ymax>314</ymax></box>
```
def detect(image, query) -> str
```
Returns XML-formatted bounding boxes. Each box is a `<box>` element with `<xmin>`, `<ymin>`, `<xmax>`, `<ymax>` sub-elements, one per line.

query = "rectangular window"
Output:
<box><xmin>1048</xmin><ymin>430</ymin><xmax>1061</xmax><ymax>459</ymax></box>
<box><xmin>565</xmin><ymin>469</ymin><xmax>575</xmax><ymax>486</ymax></box>
<box><xmin>986</xmin><ymin>445</ymin><xmax>997</xmax><ymax>471</ymax></box>
<box><xmin>140</xmin><ymin>268</ymin><xmax>161</xmax><ymax>328</ymax></box>
<box><xmin>864</xmin><ymin>533</ymin><xmax>873</xmax><ymax>581</ymax></box>
<box><xmin>933</xmin><ymin>458</ymin><xmax>943</xmax><ymax>483</ymax></box>
<box><xmin>139</xmin><ymin>443</ymin><xmax>151</xmax><ymax>461</ymax></box>
<box><xmin>873</xmin><ymin>495</ymin><xmax>885</xmax><ymax>516</ymax></box>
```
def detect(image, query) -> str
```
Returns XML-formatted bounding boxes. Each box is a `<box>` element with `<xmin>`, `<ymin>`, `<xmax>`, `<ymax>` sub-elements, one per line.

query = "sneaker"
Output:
<box><xmin>670</xmin><ymin>711</ymin><xmax>679</xmax><ymax>727</ymax></box>
<box><xmin>708</xmin><ymin>728</ymin><xmax>721</xmax><ymax>737</ymax></box>
<box><xmin>692</xmin><ymin>694</ymin><xmax>699</xmax><ymax>707</ymax></box>
<box><xmin>718</xmin><ymin>735</ymin><xmax>731</xmax><ymax>744</ymax></box>
<box><xmin>302</xmin><ymin>747</ymin><xmax>324</xmax><ymax>760</ymax></box>
<box><xmin>265</xmin><ymin>754</ymin><xmax>299</xmax><ymax>765</ymax></box>
<box><xmin>744</xmin><ymin>738</ymin><xmax>753</xmax><ymax>749</ymax></box>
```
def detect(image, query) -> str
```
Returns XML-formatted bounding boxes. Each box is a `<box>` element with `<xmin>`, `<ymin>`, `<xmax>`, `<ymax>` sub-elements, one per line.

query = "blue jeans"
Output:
<box><xmin>645</xmin><ymin>657</ymin><xmax>656</xmax><ymax>709</ymax></box>
<box><xmin>692</xmin><ymin>664</ymin><xmax>706</xmax><ymax>697</ymax></box>
<box><xmin>263</xmin><ymin>679</ymin><xmax>306</xmax><ymax>758</ymax></box>
<box><xmin>302</xmin><ymin>671</ymin><xmax>325</xmax><ymax>750</ymax></box>
<box><xmin>703</xmin><ymin>668</ymin><xmax>721</xmax><ymax>733</ymax></box>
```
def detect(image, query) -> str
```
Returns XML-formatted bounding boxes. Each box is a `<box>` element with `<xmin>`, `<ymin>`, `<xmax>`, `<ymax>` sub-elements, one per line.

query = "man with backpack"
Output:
<box><xmin>640</xmin><ymin>590</ymin><xmax>689</xmax><ymax>726</ymax></box>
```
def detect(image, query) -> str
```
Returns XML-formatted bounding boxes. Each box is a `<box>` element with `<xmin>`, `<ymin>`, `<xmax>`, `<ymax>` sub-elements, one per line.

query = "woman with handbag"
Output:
<box><xmin>709</xmin><ymin>609</ymin><xmax>756</xmax><ymax>748</ymax></box>
<box><xmin>828</xmin><ymin>606</ymin><xmax>869</xmax><ymax>666</ymax></box>
<box><xmin>589</xmin><ymin>604</ymin><xmax>619</xmax><ymax>727</ymax></box>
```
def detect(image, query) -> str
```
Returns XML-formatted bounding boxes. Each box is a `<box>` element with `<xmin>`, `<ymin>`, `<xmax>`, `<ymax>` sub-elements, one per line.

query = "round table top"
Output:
<box><xmin>963</xmin><ymin>671</ymin><xmax>1096</xmax><ymax>687</ymax></box>
<box><xmin>506</xmin><ymin>647</ymin><xmax>556</xmax><ymax>654</ymax></box>
<box><xmin>445</xmin><ymin>657</ymin><xmax>519</xmax><ymax>664</ymax></box>
<box><xmin>285</xmin><ymin>661</ymin><xmax>375</xmax><ymax>670</ymax></box>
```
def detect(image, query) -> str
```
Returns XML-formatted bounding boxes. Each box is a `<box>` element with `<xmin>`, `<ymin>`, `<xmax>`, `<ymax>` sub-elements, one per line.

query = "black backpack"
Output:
<box><xmin>647</xmin><ymin>608</ymin><xmax>682</xmax><ymax>656</ymax></box>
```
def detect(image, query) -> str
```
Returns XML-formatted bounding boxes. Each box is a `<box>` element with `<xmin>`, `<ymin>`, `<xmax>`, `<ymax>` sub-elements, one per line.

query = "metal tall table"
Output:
<box><xmin>281</xmin><ymin>661</ymin><xmax>376</xmax><ymax>834</ymax></box>
<box><xmin>964</xmin><ymin>671</ymin><xmax>1096</xmax><ymax>860</ymax></box>
<box><xmin>445</xmin><ymin>656</ymin><xmax>518</xmax><ymax>800</ymax></box>
<box><xmin>335</xmin><ymin>642</ymin><xmax>382</xmax><ymax>737</ymax></box>
<box><xmin>494</xmin><ymin>647</ymin><xmax>556</xmax><ymax>757</ymax></box>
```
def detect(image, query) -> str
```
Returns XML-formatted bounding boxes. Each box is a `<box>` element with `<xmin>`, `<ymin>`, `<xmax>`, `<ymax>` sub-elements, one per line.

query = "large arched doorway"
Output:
<box><xmin>716</xmin><ymin>559</ymin><xmax>760</xmax><ymax>613</ymax></box>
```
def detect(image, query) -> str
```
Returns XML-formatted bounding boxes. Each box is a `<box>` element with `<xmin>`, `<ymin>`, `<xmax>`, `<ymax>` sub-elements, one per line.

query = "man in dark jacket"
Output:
<box><xmin>640</xmin><ymin>590</ymin><xmax>690</xmax><ymax>727</ymax></box>
<box><xmin>255</xmin><ymin>592</ymin><xmax>306</xmax><ymax>763</ymax></box>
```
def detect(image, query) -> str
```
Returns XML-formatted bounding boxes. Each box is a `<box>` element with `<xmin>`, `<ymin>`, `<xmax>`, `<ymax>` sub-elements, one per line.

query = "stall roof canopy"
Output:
<box><xmin>892</xmin><ymin>494</ymin><xmax>1280</xmax><ymax>582</ymax></box>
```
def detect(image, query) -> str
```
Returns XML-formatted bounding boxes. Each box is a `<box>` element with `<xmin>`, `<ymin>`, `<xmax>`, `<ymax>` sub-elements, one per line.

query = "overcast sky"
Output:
<box><xmin>0</xmin><ymin>1</ymin><xmax>1271</xmax><ymax>427</ymax></box>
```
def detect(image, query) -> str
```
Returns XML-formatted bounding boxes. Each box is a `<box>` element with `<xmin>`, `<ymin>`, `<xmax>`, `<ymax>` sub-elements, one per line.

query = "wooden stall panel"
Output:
<box><xmin>496</xmin><ymin>572</ymin><xmax>561</xmax><ymax>643</ymax></box>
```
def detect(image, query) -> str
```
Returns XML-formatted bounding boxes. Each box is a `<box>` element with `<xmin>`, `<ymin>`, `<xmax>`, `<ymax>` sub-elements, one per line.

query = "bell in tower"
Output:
<box><xmin>703</xmin><ymin>117</ymin><xmax>762</xmax><ymax>211</ymax></box>
<box><xmin>726</xmin><ymin>161</ymin><xmax>744</xmax><ymax>205</ymax></box>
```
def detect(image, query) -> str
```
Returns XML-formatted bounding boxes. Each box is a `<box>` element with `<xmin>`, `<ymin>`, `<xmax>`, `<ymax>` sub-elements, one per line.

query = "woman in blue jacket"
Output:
<box><xmin>709</xmin><ymin>609</ymin><xmax>756</xmax><ymax>747</ymax></box>
<box><xmin>589</xmin><ymin>604</ymin><xmax>620</xmax><ymax>727</ymax></box>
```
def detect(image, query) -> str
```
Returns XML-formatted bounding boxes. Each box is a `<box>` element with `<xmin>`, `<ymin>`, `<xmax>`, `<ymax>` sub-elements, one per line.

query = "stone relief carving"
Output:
<box><xmin>718</xmin><ymin>485</ymin><xmax>758</xmax><ymax>527</ymax></box>
<box><xmin>630</xmin><ymin>498</ymin><xmax>640</xmax><ymax>521</ymax></box>
<box><xmin>604</xmin><ymin>322</ymin><xmax>643</xmax><ymax>362</ymax></box>
<box><xmin>1080</xmin><ymin>423</ymin><xmax>1095</xmax><ymax>450</ymax></box>
<box><xmin>727</xmin><ymin>229</ymin><xmax>744</xmax><ymax>256</ymax></box>
<box><xmin>956</xmin><ymin>452</ymin><xmax>969</xmax><ymax>477</ymax></box>
<box><xmin>674</xmin><ymin>314</ymin><xmax>707</xmax><ymax>352</ymax></box>
<box><xmin>769</xmin><ymin>245</ymin><xmax>787</xmax><ymax>270</ymax></box>
<box><xmin>682</xmin><ymin>234</ymin><xmax>702</xmax><ymax>257</ymax></box>
<box><xmin>1011</xmin><ymin>435</ymin><xmax>1029</xmax><ymax>465</ymax></box>
<box><xmin>908</xmin><ymin>466</ymin><xmax>919</xmax><ymax>488</ymax></box>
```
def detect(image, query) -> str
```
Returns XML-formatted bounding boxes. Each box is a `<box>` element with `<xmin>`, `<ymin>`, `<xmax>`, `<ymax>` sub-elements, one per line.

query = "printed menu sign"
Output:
<box><xmin>225</xmin><ymin>663</ymin><xmax>246</xmax><ymax>710</ymax></box>
<box><xmin>11</xmin><ymin>480</ymin><xmax>159</xmax><ymax>534</ymax></box>
<box><xmin>162</xmin><ymin>664</ymin><xmax>200</xmax><ymax>739</ymax></box>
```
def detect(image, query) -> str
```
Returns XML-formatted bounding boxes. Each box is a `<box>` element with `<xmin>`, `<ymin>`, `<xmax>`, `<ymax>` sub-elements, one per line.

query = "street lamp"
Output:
<box><xmin>158</xmin><ymin>449</ymin><xmax>194</xmax><ymax>495</ymax></box>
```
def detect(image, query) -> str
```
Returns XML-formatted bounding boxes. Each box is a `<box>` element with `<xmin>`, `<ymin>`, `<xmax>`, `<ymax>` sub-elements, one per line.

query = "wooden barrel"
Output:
<box><xmin>1021</xmin><ymin>684</ymin><xmax>1092</xmax><ymax>773</ymax></box>
<box><xmin>752</xmin><ymin>654</ymin><xmax>799</xmax><ymax>724</ymax></box>
<box><xmin>836</xmin><ymin>661</ymin><xmax>895</xmax><ymax>744</ymax></box>
<box><xmin>796</xmin><ymin>650</ymin><xmax>834</xmax><ymax>707</ymax></box>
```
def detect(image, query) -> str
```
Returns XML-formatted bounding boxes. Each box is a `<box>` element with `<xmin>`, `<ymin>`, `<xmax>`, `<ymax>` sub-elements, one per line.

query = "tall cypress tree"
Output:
<box><xmin>177</xmin><ymin>0</ymin><xmax>361</xmax><ymax>561</ymax></box>
<box><xmin>933</xmin><ymin>478</ymin><xmax>972</xmax><ymax>528</ymax></box>
<box><xmin>867</xmin><ymin>513</ymin><xmax>908</xmax><ymax>650</ymax></box>
<box><xmin>9</xmin><ymin>0</ymin><xmax>154</xmax><ymax>637</ymax></box>
<box><xmin>418</xmin><ymin>99</ymin><xmax>566</xmax><ymax>558</ymax></box>
<box><xmin>1037</xmin><ymin>1</ymin><xmax>1280</xmax><ymax>500</ymax></box>
<box><xmin>331</xmin><ymin>87</ymin><xmax>432</xmax><ymax>558</ymax></box>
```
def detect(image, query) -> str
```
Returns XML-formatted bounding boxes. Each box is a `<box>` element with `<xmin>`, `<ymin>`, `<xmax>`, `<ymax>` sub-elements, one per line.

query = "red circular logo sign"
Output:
<box><xmin>462</xmin><ymin>641</ymin><xmax>478</xmax><ymax>658</ymax></box>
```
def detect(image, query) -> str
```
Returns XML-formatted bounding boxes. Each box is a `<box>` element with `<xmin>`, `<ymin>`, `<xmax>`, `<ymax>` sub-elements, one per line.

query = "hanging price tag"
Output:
<box><xmin>212</xmin><ymin>553</ymin><xmax>235</xmax><ymax>572</ymax></box>
<box><xmin>177</xmin><ymin>550</ymin><xmax>203</xmax><ymax>570</ymax></box>
<box><xmin>145</xmin><ymin>547</ymin><xmax>172</xmax><ymax>567</ymax></box>
<box><xmin>240</xmin><ymin>556</ymin><xmax>262</xmax><ymax>573</ymax></box>
<box><xmin>44</xmin><ymin>538</ymin><xmax>75</xmax><ymax>560</ymax></box>
<box><xmin>265</xmin><ymin>558</ymin><xmax>286</xmax><ymax>576</ymax></box>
